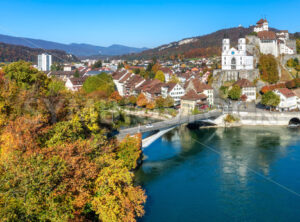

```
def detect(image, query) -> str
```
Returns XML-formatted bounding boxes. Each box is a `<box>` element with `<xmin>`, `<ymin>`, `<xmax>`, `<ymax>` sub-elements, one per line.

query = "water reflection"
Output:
<box><xmin>136</xmin><ymin>126</ymin><xmax>300</xmax><ymax>222</ymax></box>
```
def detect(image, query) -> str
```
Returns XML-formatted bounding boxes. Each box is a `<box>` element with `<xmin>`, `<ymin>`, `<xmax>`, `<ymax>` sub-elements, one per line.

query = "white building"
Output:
<box><xmin>65</xmin><ymin>77</ymin><xmax>86</xmax><ymax>91</ymax></box>
<box><xmin>254</xmin><ymin>19</ymin><xmax>295</xmax><ymax>57</ymax></box>
<box><xmin>234</xmin><ymin>79</ymin><xmax>256</xmax><ymax>102</ymax></box>
<box><xmin>222</xmin><ymin>37</ymin><xmax>253</xmax><ymax>71</ymax></box>
<box><xmin>257</xmin><ymin>31</ymin><xmax>279</xmax><ymax>57</ymax></box>
<box><xmin>38</xmin><ymin>53</ymin><xmax>52</xmax><ymax>71</ymax></box>
<box><xmin>161</xmin><ymin>82</ymin><xmax>185</xmax><ymax>104</ymax></box>
<box><xmin>273</xmin><ymin>88</ymin><xmax>297</xmax><ymax>111</ymax></box>
<box><xmin>254</xmin><ymin>19</ymin><xmax>269</xmax><ymax>33</ymax></box>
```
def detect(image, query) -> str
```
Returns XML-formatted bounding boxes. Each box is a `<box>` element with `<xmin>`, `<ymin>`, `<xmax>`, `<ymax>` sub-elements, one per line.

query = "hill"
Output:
<box><xmin>0</xmin><ymin>34</ymin><xmax>148</xmax><ymax>57</ymax></box>
<box><xmin>121</xmin><ymin>26</ymin><xmax>284</xmax><ymax>60</ymax></box>
<box><xmin>0</xmin><ymin>42</ymin><xmax>79</xmax><ymax>63</ymax></box>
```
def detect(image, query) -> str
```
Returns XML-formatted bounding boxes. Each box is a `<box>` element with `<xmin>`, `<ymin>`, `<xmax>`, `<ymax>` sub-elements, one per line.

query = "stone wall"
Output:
<box><xmin>214</xmin><ymin>111</ymin><xmax>300</xmax><ymax>126</ymax></box>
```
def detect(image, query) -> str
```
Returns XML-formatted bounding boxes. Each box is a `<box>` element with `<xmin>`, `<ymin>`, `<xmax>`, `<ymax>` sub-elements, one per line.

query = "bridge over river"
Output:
<box><xmin>117</xmin><ymin>110</ymin><xmax>222</xmax><ymax>147</ymax></box>
<box><xmin>117</xmin><ymin>109</ymin><xmax>300</xmax><ymax>148</ymax></box>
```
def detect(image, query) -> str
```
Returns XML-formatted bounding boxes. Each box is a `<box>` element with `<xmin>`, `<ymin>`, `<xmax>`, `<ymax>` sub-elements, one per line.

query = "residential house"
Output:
<box><xmin>273</xmin><ymin>88</ymin><xmax>297</xmax><ymax>111</ymax></box>
<box><xmin>65</xmin><ymin>77</ymin><xmax>86</xmax><ymax>91</ymax></box>
<box><xmin>185</xmin><ymin>79</ymin><xmax>214</xmax><ymax>105</ymax></box>
<box><xmin>161</xmin><ymin>82</ymin><xmax>185</xmax><ymax>104</ymax></box>
<box><xmin>234</xmin><ymin>79</ymin><xmax>256</xmax><ymax>102</ymax></box>
<box><xmin>292</xmin><ymin>88</ymin><xmax>300</xmax><ymax>109</ymax></box>
<box><xmin>180</xmin><ymin>90</ymin><xmax>208</xmax><ymax>115</ymax></box>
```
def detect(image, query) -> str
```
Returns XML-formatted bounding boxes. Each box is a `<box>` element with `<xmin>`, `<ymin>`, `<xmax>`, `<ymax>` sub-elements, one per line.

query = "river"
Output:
<box><xmin>136</xmin><ymin>126</ymin><xmax>300</xmax><ymax>221</ymax></box>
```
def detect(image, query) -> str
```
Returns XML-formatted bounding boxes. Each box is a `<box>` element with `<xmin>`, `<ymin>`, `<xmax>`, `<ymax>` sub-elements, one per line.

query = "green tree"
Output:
<box><xmin>296</xmin><ymin>39</ymin><xmax>300</xmax><ymax>54</ymax></box>
<box><xmin>74</xmin><ymin>69</ymin><xmax>80</xmax><ymax>77</ymax></box>
<box><xmin>117</xmin><ymin>62</ymin><xmax>124</xmax><ymax>69</ymax></box>
<box><xmin>51</xmin><ymin>63</ymin><xmax>63</xmax><ymax>71</ymax></box>
<box><xmin>154</xmin><ymin>70</ymin><xmax>165</xmax><ymax>82</ymax></box>
<box><xmin>219</xmin><ymin>86</ymin><xmax>229</xmax><ymax>99</ymax></box>
<box><xmin>261</xmin><ymin>91</ymin><xmax>280</xmax><ymax>107</ymax></box>
<box><xmin>92</xmin><ymin>60</ymin><xmax>102</xmax><ymax>69</ymax></box>
<box><xmin>83</xmin><ymin>73</ymin><xmax>115</xmax><ymax>95</ymax></box>
<box><xmin>228</xmin><ymin>85</ymin><xmax>241</xmax><ymax>100</ymax></box>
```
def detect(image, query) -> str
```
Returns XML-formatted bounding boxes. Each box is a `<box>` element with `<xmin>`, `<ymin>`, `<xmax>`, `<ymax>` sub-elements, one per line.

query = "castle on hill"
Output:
<box><xmin>213</xmin><ymin>18</ymin><xmax>297</xmax><ymax>83</ymax></box>
<box><xmin>252</xmin><ymin>18</ymin><xmax>296</xmax><ymax>57</ymax></box>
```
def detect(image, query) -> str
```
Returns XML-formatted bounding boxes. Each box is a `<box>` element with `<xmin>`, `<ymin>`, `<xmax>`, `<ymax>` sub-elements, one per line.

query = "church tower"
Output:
<box><xmin>238</xmin><ymin>35</ymin><xmax>246</xmax><ymax>52</ymax></box>
<box><xmin>222</xmin><ymin>36</ymin><xmax>230</xmax><ymax>52</ymax></box>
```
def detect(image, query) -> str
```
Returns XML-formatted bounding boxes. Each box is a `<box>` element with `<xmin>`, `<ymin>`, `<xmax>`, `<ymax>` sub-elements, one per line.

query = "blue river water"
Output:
<box><xmin>135</xmin><ymin>126</ymin><xmax>300</xmax><ymax>222</ymax></box>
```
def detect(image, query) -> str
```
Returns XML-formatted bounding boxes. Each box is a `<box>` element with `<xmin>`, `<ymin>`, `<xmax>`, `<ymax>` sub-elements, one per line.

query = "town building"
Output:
<box><xmin>254</xmin><ymin>19</ymin><xmax>295</xmax><ymax>57</ymax></box>
<box><xmin>65</xmin><ymin>77</ymin><xmax>86</xmax><ymax>91</ymax></box>
<box><xmin>254</xmin><ymin>19</ymin><xmax>269</xmax><ymax>33</ymax></box>
<box><xmin>161</xmin><ymin>82</ymin><xmax>185</xmax><ymax>104</ymax></box>
<box><xmin>180</xmin><ymin>90</ymin><xmax>208</xmax><ymax>115</ymax></box>
<box><xmin>234</xmin><ymin>79</ymin><xmax>256</xmax><ymax>102</ymax></box>
<box><xmin>273</xmin><ymin>88</ymin><xmax>297</xmax><ymax>111</ymax></box>
<box><xmin>38</xmin><ymin>53</ymin><xmax>52</xmax><ymax>71</ymax></box>
<box><xmin>185</xmin><ymin>79</ymin><xmax>214</xmax><ymax>105</ymax></box>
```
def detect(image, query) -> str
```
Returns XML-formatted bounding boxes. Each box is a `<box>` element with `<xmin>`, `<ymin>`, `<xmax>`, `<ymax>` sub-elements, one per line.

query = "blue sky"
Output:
<box><xmin>1</xmin><ymin>0</ymin><xmax>299</xmax><ymax>48</ymax></box>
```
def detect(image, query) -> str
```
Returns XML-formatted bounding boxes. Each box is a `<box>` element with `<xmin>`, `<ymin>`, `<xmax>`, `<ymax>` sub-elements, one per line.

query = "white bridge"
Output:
<box><xmin>117</xmin><ymin>109</ymin><xmax>300</xmax><ymax>148</ymax></box>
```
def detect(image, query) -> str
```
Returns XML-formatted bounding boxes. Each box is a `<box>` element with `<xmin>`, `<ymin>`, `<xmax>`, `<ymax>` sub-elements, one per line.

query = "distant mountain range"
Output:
<box><xmin>0</xmin><ymin>42</ymin><xmax>79</xmax><ymax>63</ymax></box>
<box><xmin>0</xmin><ymin>34</ymin><xmax>148</xmax><ymax>57</ymax></box>
<box><xmin>121</xmin><ymin>26</ymin><xmax>299</xmax><ymax>60</ymax></box>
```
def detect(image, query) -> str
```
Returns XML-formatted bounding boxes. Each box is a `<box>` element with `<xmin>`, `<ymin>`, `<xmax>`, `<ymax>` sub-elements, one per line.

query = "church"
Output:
<box><xmin>221</xmin><ymin>36</ymin><xmax>254</xmax><ymax>81</ymax></box>
<box><xmin>222</xmin><ymin>37</ymin><xmax>254</xmax><ymax>70</ymax></box>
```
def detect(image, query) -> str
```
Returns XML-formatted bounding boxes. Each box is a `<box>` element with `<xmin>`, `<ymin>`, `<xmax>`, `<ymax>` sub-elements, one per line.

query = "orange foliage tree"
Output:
<box><xmin>137</xmin><ymin>93</ymin><xmax>148</xmax><ymax>107</ymax></box>
<box><xmin>110</xmin><ymin>91</ymin><xmax>122</xmax><ymax>102</ymax></box>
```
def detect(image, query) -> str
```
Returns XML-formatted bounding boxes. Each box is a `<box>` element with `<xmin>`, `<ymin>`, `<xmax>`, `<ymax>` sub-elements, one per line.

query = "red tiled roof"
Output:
<box><xmin>277</xmin><ymin>88</ymin><xmax>296</xmax><ymax>98</ymax></box>
<box><xmin>119</xmin><ymin>73</ymin><xmax>132</xmax><ymax>83</ymax></box>
<box><xmin>181</xmin><ymin>89</ymin><xmax>207</xmax><ymax>101</ymax></box>
<box><xmin>257</xmin><ymin>18</ymin><xmax>267</xmax><ymax>24</ymax></box>
<box><xmin>191</xmin><ymin>79</ymin><xmax>212</xmax><ymax>93</ymax></box>
<box><xmin>112</xmin><ymin>70</ymin><xmax>127</xmax><ymax>80</ymax></box>
<box><xmin>69</xmin><ymin>77</ymin><xmax>87</xmax><ymax>86</ymax></box>
<box><xmin>234</xmin><ymin>79</ymin><xmax>254</xmax><ymax>88</ymax></box>
<box><xmin>257</xmin><ymin>31</ymin><xmax>276</xmax><ymax>40</ymax></box>
<box><xmin>160</xmin><ymin>67</ymin><xmax>173</xmax><ymax>74</ymax></box>
<box><xmin>162</xmin><ymin>82</ymin><xmax>177</xmax><ymax>92</ymax></box>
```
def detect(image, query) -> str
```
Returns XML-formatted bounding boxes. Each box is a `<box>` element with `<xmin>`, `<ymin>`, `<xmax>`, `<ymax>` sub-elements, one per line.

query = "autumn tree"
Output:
<box><xmin>152</xmin><ymin>63</ymin><xmax>161</xmax><ymax>74</ymax></box>
<box><xmin>146</xmin><ymin>101</ymin><xmax>156</xmax><ymax>110</ymax></box>
<box><xmin>0</xmin><ymin>61</ymin><xmax>147</xmax><ymax>222</ymax></box>
<box><xmin>169</xmin><ymin>75</ymin><xmax>180</xmax><ymax>83</ymax></box>
<box><xmin>110</xmin><ymin>91</ymin><xmax>122</xmax><ymax>102</ymax></box>
<box><xmin>154</xmin><ymin>70</ymin><xmax>165</xmax><ymax>82</ymax></box>
<box><xmin>155</xmin><ymin>96</ymin><xmax>165</xmax><ymax>108</ymax></box>
<box><xmin>117</xmin><ymin>134</ymin><xmax>142</xmax><ymax>170</ymax></box>
<box><xmin>91</xmin><ymin>154</ymin><xmax>146</xmax><ymax>222</ymax></box>
<box><xmin>164</xmin><ymin>96</ymin><xmax>174</xmax><ymax>107</ymax></box>
<box><xmin>137</xmin><ymin>93</ymin><xmax>148</xmax><ymax>107</ymax></box>
<box><xmin>129</xmin><ymin>95</ymin><xmax>137</xmax><ymax>106</ymax></box>
<box><xmin>259</xmin><ymin>55</ymin><xmax>279</xmax><ymax>84</ymax></box>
